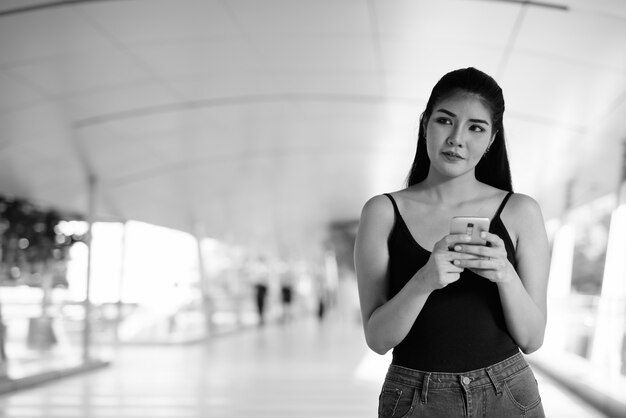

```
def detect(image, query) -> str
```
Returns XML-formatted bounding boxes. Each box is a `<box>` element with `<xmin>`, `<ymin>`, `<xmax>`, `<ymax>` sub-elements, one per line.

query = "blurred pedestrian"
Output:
<box><xmin>354</xmin><ymin>67</ymin><xmax>550</xmax><ymax>417</ymax></box>
<box><xmin>279</xmin><ymin>269</ymin><xmax>295</xmax><ymax>323</ymax></box>
<box><xmin>254</xmin><ymin>281</ymin><xmax>268</xmax><ymax>326</ymax></box>
<box><xmin>314</xmin><ymin>270</ymin><xmax>329</xmax><ymax>322</ymax></box>
<box><xmin>250</xmin><ymin>257</ymin><xmax>270</xmax><ymax>326</ymax></box>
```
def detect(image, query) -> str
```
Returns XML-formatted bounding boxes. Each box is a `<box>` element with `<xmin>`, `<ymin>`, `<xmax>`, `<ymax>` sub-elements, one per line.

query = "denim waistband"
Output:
<box><xmin>385</xmin><ymin>352</ymin><xmax>528</xmax><ymax>394</ymax></box>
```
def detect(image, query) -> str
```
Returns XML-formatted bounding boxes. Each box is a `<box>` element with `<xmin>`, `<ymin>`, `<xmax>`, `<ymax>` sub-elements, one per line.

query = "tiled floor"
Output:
<box><xmin>0</xmin><ymin>315</ymin><xmax>608</xmax><ymax>417</ymax></box>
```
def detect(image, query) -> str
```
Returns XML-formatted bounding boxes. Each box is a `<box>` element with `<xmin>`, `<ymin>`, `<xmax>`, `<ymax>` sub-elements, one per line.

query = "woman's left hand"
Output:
<box><xmin>451</xmin><ymin>231</ymin><xmax>514</xmax><ymax>283</ymax></box>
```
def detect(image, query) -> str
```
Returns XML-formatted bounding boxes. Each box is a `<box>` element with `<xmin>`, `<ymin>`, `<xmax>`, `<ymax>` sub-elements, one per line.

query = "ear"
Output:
<box><xmin>421</xmin><ymin>116</ymin><xmax>429</xmax><ymax>133</ymax></box>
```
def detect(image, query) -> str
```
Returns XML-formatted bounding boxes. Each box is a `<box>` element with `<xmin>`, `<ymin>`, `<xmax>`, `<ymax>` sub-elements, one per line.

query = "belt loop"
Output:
<box><xmin>486</xmin><ymin>368</ymin><xmax>502</xmax><ymax>396</ymax></box>
<box><xmin>421</xmin><ymin>372</ymin><xmax>431</xmax><ymax>404</ymax></box>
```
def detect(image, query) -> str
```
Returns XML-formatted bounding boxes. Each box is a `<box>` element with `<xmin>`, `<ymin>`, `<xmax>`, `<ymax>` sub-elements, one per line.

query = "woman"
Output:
<box><xmin>354</xmin><ymin>67</ymin><xmax>549</xmax><ymax>417</ymax></box>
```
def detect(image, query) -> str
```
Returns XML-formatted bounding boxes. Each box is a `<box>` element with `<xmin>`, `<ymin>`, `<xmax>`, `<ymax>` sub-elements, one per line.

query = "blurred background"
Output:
<box><xmin>0</xmin><ymin>0</ymin><xmax>625</xmax><ymax>417</ymax></box>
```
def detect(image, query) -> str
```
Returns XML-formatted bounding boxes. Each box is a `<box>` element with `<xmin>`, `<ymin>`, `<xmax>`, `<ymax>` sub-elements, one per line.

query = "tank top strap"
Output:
<box><xmin>383</xmin><ymin>193</ymin><xmax>400</xmax><ymax>218</ymax></box>
<box><xmin>493</xmin><ymin>191</ymin><xmax>514</xmax><ymax>220</ymax></box>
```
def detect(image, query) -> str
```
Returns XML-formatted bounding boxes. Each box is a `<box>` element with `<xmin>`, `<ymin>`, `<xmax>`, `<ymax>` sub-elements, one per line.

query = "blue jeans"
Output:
<box><xmin>378</xmin><ymin>352</ymin><xmax>545</xmax><ymax>418</ymax></box>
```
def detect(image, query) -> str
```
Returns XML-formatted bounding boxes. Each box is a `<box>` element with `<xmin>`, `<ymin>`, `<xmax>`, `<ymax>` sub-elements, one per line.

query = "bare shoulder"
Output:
<box><xmin>360</xmin><ymin>194</ymin><xmax>395</xmax><ymax>224</ymax></box>
<box><xmin>356</xmin><ymin>194</ymin><xmax>397</xmax><ymax>246</ymax></box>
<box><xmin>501</xmin><ymin>193</ymin><xmax>546</xmax><ymax>245</ymax></box>
<box><xmin>505</xmin><ymin>193</ymin><xmax>544</xmax><ymax>220</ymax></box>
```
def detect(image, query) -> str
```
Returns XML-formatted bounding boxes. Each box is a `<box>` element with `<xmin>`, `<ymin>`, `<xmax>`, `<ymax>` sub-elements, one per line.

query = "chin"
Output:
<box><xmin>434</xmin><ymin>164</ymin><xmax>470</xmax><ymax>178</ymax></box>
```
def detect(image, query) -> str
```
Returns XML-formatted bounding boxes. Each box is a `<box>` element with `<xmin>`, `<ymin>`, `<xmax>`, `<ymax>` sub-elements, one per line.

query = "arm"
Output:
<box><xmin>498</xmin><ymin>194</ymin><xmax>549</xmax><ymax>353</ymax></box>
<box><xmin>453</xmin><ymin>194</ymin><xmax>549</xmax><ymax>353</ymax></box>
<box><xmin>354</xmin><ymin>195</ymin><xmax>469</xmax><ymax>354</ymax></box>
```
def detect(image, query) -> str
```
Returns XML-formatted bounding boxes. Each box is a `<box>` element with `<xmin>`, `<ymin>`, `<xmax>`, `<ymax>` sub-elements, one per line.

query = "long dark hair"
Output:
<box><xmin>406</xmin><ymin>67</ymin><xmax>513</xmax><ymax>191</ymax></box>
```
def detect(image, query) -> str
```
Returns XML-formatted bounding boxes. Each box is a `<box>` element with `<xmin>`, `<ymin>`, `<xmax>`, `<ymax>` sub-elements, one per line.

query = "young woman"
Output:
<box><xmin>354</xmin><ymin>67</ymin><xmax>549</xmax><ymax>417</ymax></box>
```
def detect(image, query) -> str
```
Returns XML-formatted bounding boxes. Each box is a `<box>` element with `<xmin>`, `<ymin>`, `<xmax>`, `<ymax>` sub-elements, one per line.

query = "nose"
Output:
<box><xmin>446</xmin><ymin>125</ymin><xmax>465</xmax><ymax>147</ymax></box>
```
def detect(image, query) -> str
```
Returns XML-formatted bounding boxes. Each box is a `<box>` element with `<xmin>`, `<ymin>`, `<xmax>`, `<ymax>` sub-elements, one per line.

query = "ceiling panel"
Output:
<box><xmin>128</xmin><ymin>39</ymin><xmax>264</xmax><ymax>79</ymax></box>
<box><xmin>0</xmin><ymin>1</ymin><xmax>58</xmax><ymax>13</ymax></box>
<box><xmin>77</xmin><ymin>0</ymin><xmax>240</xmax><ymax>44</ymax></box>
<box><xmin>380</xmin><ymin>39</ymin><xmax>503</xmax><ymax>73</ymax></box>
<box><xmin>226</xmin><ymin>0</ymin><xmax>371</xmax><ymax>36</ymax></box>
<box><xmin>373</xmin><ymin>0</ymin><xmax>520</xmax><ymax>46</ymax></box>
<box><xmin>0</xmin><ymin>7</ymin><xmax>111</xmax><ymax>67</ymax></box>
<box><xmin>380</xmin><ymin>40</ymin><xmax>504</xmax><ymax>99</ymax></box>
<box><xmin>564</xmin><ymin>0</ymin><xmax>626</xmax><ymax>18</ymax></box>
<box><xmin>502</xmin><ymin>52</ymin><xmax>625</xmax><ymax>128</ymax></box>
<box><xmin>248</xmin><ymin>36</ymin><xmax>378</xmax><ymax>74</ymax></box>
<box><xmin>5</xmin><ymin>46</ymin><xmax>154</xmax><ymax>98</ymax></box>
<box><xmin>168</xmin><ymin>73</ymin><xmax>278</xmax><ymax>100</ymax></box>
<box><xmin>0</xmin><ymin>102</ymin><xmax>69</xmax><ymax>143</ymax></box>
<box><xmin>0</xmin><ymin>70</ymin><xmax>45</xmax><ymax>112</ymax></box>
<box><xmin>516</xmin><ymin>6</ymin><xmax>626</xmax><ymax>71</ymax></box>
<box><xmin>64</xmin><ymin>82</ymin><xmax>178</xmax><ymax>121</ymax></box>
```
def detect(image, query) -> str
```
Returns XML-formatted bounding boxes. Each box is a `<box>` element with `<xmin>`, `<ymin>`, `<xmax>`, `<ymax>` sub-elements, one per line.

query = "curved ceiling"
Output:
<box><xmin>0</xmin><ymin>0</ymin><xmax>625</xmax><ymax>260</ymax></box>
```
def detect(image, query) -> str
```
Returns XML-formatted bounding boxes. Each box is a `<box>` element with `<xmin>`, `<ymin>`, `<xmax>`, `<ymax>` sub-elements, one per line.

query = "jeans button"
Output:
<box><xmin>462</xmin><ymin>376</ymin><xmax>471</xmax><ymax>385</ymax></box>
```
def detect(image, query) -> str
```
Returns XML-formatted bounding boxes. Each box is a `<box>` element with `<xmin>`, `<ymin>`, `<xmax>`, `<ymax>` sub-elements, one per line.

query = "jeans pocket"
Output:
<box><xmin>378</xmin><ymin>381</ymin><xmax>417</xmax><ymax>418</ymax></box>
<box><xmin>503</xmin><ymin>366</ymin><xmax>542</xmax><ymax>411</ymax></box>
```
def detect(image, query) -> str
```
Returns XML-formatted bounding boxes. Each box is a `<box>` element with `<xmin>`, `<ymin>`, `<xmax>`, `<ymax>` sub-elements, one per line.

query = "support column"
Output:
<box><xmin>0</xmin><ymin>230</ymin><xmax>7</xmax><ymax>378</ymax></box>
<box><xmin>115</xmin><ymin>221</ymin><xmax>127</xmax><ymax>343</ymax></box>
<box><xmin>83</xmin><ymin>174</ymin><xmax>97</xmax><ymax>362</ymax></box>
<box><xmin>195</xmin><ymin>228</ymin><xmax>211</xmax><ymax>337</ymax></box>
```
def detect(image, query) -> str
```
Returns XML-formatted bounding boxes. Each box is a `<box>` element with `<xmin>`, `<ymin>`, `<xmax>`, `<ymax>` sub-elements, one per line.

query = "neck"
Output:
<box><xmin>419</xmin><ymin>171</ymin><xmax>482</xmax><ymax>205</ymax></box>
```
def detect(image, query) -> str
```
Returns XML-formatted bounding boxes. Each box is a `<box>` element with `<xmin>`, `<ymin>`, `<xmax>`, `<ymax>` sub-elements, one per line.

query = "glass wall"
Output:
<box><xmin>535</xmin><ymin>193</ymin><xmax>626</xmax><ymax>409</ymax></box>
<box><xmin>1</xmin><ymin>207</ymin><xmax>329</xmax><ymax>387</ymax></box>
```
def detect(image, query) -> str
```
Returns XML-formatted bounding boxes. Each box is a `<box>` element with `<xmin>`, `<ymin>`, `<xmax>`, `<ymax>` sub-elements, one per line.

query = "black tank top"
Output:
<box><xmin>384</xmin><ymin>192</ymin><xmax>519</xmax><ymax>372</ymax></box>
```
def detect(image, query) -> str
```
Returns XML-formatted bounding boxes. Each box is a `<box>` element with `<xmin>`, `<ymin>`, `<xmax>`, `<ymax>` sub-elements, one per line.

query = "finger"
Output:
<box><xmin>479</xmin><ymin>231</ymin><xmax>504</xmax><ymax>248</ymax></box>
<box><xmin>441</xmin><ymin>272</ymin><xmax>461</xmax><ymax>284</ymax></box>
<box><xmin>451</xmin><ymin>244</ymin><xmax>498</xmax><ymax>258</ymax></box>
<box><xmin>447</xmin><ymin>273</ymin><xmax>461</xmax><ymax>282</ymax></box>
<box><xmin>446</xmin><ymin>264</ymin><xmax>465</xmax><ymax>274</ymax></box>
<box><xmin>444</xmin><ymin>252</ymin><xmax>484</xmax><ymax>261</ymax></box>
<box><xmin>467</xmin><ymin>268</ymin><xmax>490</xmax><ymax>279</ymax></box>
<box><xmin>443</xmin><ymin>234</ymin><xmax>472</xmax><ymax>247</ymax></box>
<box><xmin>453</xmin><ymin>258</ymin><xmax>495</xmax><ymax>269</ymax></box>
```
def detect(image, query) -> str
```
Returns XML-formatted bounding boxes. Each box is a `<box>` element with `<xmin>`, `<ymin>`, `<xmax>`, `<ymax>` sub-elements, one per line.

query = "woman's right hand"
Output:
<box><xmin>417</xmin><ymin>234</ymin><xmax>479</xmax><ymax>290</ymax></box>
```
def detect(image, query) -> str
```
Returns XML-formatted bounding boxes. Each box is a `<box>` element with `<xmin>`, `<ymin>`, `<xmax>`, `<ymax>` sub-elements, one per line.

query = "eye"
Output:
<box><xmin>469</xmin><ymin>124</ymin><xmax>486</xmax><ymax>133</ymax></box>
<box><xmin>435</xmin><ymin>117</ymin><xmax>452</xmax><ymax>125</ymax></box>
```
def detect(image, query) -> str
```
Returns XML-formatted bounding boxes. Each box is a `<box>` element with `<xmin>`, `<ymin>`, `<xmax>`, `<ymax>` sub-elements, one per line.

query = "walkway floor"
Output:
<box><xmin>0</xmin><ymin>315</ymin><xmax>608</xmax><ymax>417</ymax></box>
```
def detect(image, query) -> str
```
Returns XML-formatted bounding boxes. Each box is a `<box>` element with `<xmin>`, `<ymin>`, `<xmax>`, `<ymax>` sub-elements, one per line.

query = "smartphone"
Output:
<box><xmin>449</xmin><ymin>216</ymin><xmax>490</xmax><ymax>245</ymax></box>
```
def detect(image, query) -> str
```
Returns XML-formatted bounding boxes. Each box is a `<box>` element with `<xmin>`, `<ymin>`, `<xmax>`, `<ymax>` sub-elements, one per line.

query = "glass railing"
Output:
<box><xmin>528</xmin><ymin>198</ymin><xmax>626</xmax><ymax>416</ymax></box>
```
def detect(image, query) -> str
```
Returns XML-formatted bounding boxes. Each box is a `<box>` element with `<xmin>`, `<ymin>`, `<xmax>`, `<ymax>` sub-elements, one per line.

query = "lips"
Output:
<box><xmin>442</xmin><ymin>150</ymin><xmax>464</xmax><ymax>160</ymax></box>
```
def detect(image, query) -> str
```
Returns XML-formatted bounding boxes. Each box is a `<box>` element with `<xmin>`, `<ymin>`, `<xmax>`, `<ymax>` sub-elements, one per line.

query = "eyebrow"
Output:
<box><xmin>435</xmin><ymin>108</ymin><xmax>490</xmax><ymax>125</ymax></box>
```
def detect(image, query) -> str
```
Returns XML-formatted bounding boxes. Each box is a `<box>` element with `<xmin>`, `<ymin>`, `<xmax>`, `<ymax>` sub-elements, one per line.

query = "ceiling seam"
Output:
<box><xmin>74</xmin><ymin>93</ymin><xmax>420</xmax><ymax>128</ymax></box>
<box><xmin>0</xmin><ymin>0</ymin><xmax>127</xmax><ymax>18</ymax></box>
<box><xmin>480</xmin><ymin>0</ymin><xmax>567</xmax><ymax>11</ymax></box>
<box><xmin>0</xmin><ymin>67</ymin><xmax>56</xmax><ymax>102</ymax></box>
<box><xmin>496</xmin><ymin>2</ymin><xmax>529</xmax><ymax>80</ymax></box>
<box><xmin>106</xmin><ymin>147</ymin><xmax>391</xmax><ymax>189</ymax></box>
<box><xmin>72</xmin><ymin>92</ymin><xmax>586</xmax><ymax>133</ymax></box>
<box><xmin>73</xmin><ymin>6</ymin><xmax>184</xmax><ymax>102</ymax></box>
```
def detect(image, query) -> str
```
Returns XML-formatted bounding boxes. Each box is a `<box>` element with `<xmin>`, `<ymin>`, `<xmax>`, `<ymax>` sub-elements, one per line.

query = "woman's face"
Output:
<box><xmin>425</xmin><ymin>92</ymin><xmax>495</xmax><ymax>180</ymax></box>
